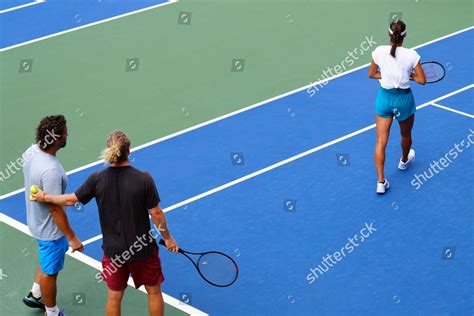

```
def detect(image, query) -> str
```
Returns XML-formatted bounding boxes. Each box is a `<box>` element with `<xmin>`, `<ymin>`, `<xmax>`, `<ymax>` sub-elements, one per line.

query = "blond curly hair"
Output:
<box><xmin>101</xmin><ymin>131</ymin><xmax>131</xmax><ymax>163</ymax></box>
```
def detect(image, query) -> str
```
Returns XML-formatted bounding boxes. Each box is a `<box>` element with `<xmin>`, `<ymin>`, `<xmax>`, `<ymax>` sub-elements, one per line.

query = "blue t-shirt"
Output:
<box><xmin>23</xmin><ymin>145</ymin><xmax>68</xmax><ymax>240</ymax></box>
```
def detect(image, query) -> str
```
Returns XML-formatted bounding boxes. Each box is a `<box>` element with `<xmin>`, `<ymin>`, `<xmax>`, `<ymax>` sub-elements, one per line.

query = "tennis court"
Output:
<box><xmin>1</xmin><ymin>1</ymin><xmax>472</xmax><ymax>315</ymax></box>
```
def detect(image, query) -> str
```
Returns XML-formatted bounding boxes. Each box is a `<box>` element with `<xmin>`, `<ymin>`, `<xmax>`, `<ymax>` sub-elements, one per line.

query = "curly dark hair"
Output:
<box><xmin>35</xmin><ymin>115</ymin><xmax>67</xmax><ymax>149</ymax></box>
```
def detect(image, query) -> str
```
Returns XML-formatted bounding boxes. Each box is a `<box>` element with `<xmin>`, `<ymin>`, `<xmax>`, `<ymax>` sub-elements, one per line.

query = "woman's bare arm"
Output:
<box><xmin>368</xmin><ymin>60</ymin><xmax>381</xmax><ymax>79</ymax></box>
<box><xmin>411</xmin><ymin>62</ymin><xmax>426</xmax><ymax>85</ymax></box>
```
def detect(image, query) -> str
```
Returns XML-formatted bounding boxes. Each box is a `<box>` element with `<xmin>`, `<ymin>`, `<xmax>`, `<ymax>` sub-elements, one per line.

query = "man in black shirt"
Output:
<box><xmin>33</xmin><ymin>131</ymin><xmax>179</xmax><ymax>316</ymax></box>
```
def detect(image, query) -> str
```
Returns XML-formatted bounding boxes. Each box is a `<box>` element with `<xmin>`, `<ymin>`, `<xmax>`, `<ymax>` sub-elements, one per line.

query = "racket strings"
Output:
<box><xmin>422</xmin><ymin>62</ymin><xmax>445</xmax><ymax>82</ymax></box>
<box><xmin>198</xmin><ymin>253</ymin><xmax>238</xmax><ymax>286</ymax></box>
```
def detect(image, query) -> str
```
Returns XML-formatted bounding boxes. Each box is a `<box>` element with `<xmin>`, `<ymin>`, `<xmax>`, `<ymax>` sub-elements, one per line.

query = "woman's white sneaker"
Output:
<box><xmin>398</xmin><ymin>149</ymin><xmax>415</xmax><ymax>170</ymax></box>
<box><xmin>376</xmin><ymin>179</ymin><xmax>390</xmax><ymax>194</ymax></box>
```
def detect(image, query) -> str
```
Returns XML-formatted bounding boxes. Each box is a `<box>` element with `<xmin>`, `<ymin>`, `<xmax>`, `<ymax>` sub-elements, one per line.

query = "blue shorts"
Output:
<box><xmin>375</xmin><ymin>87</ymin><xmax>416</xmax><ymax>121</ymax></box>
<box><xmin>37</xmin><ymin>236</ymin><xmax>69</xmax><ymax>275</ymax></box>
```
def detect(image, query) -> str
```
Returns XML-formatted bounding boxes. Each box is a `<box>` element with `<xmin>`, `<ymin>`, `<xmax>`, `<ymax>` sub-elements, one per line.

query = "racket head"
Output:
<box><xmin>158</xmin><ymin>239</ymin><xmax>239</xmax><ymax>287</ymax></box>
<box><xmin>420</xmin><ymin>61</ymin><xmax>446</xmax><ymax>83</ymax></box>
<box><xmin>196</xmin><ymin>251</ymin><xmax>239</xmax><ymax>287</ymax></box>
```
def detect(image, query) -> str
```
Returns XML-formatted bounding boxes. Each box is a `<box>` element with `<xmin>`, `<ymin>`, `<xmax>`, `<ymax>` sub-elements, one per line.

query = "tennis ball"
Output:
<box><xmin>29</xmin><ymin>185</ymin><xmax>39</xmax><ymax>201</ymax></box>
<box><xmin>30</xmin><ymin>185</ymin><xmax>39</xmax><ymax>194</ymax></box>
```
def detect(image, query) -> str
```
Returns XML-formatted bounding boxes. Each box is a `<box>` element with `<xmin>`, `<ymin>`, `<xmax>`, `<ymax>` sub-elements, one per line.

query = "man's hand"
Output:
<box><xmin>164</xmin><ymin>236</ymin><xmax>179</xmax><ymax>253</ymax></box>
<box><xmin>69</xmin><ymin>236</ymin><xmax>84</xmax><ymax>253</ymax></box>
<box><xmin>32</xmin><ymin>188</ymin><xmax>47</xmax><ymax>203</ymax></box>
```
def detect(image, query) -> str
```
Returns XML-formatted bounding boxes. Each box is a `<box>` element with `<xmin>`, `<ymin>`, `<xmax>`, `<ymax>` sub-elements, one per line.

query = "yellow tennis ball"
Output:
<box><xmin>30</xmin><ymin>185</ymin><xmax>39</xmax><ymax>194</ymax></box>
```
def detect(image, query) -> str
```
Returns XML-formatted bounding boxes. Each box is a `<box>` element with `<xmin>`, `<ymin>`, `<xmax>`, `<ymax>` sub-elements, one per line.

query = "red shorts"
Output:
<box><xmin>101</xmin><ymin>246</ymin><xmax>164</xmax><ymax>291</ymax></box>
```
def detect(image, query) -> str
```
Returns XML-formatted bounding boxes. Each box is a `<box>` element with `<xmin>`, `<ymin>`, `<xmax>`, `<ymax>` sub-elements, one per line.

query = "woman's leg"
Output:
<box><xmin>398</xmin><ymin>114</ymin><xmax>415</xmax><ymax>162</ymax></box>
<box><xmin>374</xmin><ymin>115</ymin><xmax>393</xmax><ymax>182</ymax></box>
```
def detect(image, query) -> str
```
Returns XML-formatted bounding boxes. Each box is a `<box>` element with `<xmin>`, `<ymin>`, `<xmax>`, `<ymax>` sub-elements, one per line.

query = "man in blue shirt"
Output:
<box><xmin>22</xmin><ymin>115</ymin><xmax>83</xmax><ymax>316</ymax></box>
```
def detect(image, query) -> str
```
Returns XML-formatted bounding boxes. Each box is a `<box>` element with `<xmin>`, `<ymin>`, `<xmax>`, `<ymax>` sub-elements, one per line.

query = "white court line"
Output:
<box><xmin>0</xmin><ymin>0</ymin><xmax>45</xmax><ymax>14</ymax></box>
<box><xmin>0</xmin><ymin>28</ymin><xmax>471</xmax><ymax>314</ymax></box>
<box><xmin>431</xmin><ymin>101</ymin><xmax>474</xmax><ymax>118</ymax></box>
<box><xmin>82</xmin><ymin>233</ymin><xmax>103</xmax><ymax>246</ymax></box>
<box><xmin>159</xmin><ymin>85</ymin><xmax>473</xmax><ymax>212</ymax></box>
<box><xmin>0</xmin><ymin>0</ymin><xmax>178</xmax><ymax>52</ymax></box>
<box><xmin>0</xmin><ymin>213</ymin><xmax>207</xmax><ymax>316</ymax></box>
<box><xmin>71</xmin><ymin>84</ymin><xmax>472</xmax><ymax>251</ymax></box>
<box><xmin>1</xmin><ymin>26</ymin><xmax>472</xmax><ymax>201</ymax></box>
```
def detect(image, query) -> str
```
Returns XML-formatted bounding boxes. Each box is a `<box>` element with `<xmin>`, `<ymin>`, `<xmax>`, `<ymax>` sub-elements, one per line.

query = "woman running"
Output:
<box><xmin>368</xmin><ymin>19</ymin><xmax>426</xmax><ymax>194</ymax></box>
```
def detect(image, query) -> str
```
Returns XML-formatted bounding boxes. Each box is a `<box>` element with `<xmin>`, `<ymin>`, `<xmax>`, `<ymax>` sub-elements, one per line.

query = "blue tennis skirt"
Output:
<box><xmin>375</xmin><ymin>87</ymin><xmax>416</xmax><ymax>121</ymax></box>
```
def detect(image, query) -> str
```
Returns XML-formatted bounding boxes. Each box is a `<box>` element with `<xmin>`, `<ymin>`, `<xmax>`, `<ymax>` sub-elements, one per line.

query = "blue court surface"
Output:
<box><xmin>1</xmin><ymin>28</ymin><xmax>472</xmax><ymax>316</ymax></box>
<box><xmin>433</xmin><ymin>88</ymin><xmax>473</xmax><ymax>116</ymax></box>
<box><xmin>0</xmin><ymin>0</ymin><xmax>172</xmax><ymax>49</ymax></box>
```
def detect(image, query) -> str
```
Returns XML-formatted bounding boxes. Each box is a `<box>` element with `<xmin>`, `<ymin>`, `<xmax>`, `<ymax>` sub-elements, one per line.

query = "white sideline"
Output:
<box><xmin>0</xmin><ymin>213</ymin><xmax>208</xmax><ymax>316</ymax></box>
<box><xmin>1</xmin><ymin>26</ymin><xmax>472</xmax><ymax>200</ymax></box>
<box><xmin>0</xmin><ymin>0</ymin><xmax>45</xmax><ymax>14</ymax></box>
<box><xmin>82</xmin><ymin>233</ymin><xmax>103</xmax><ymax>246</ymax></box>
<box><xmin>77</xmin><ymin>84</ymin><xmax>473</xmax><ymax>251</ymax></box>
<box><xmin>0</xmin><ymin>24</ymin><xmax>472</xmax><ymax>314</ymax></box>
<box><xmin>159</xmin><ymin>85</ymin><xmax>473</xmax><ymax>213</ymax></box>
<box><xmin>0</xmin><ymin>0</ymin><xmax>178</xmax><ymax>51</ymax></box>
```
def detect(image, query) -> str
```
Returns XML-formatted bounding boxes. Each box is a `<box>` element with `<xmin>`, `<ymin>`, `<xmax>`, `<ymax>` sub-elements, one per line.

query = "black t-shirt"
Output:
<box><xmin>75</xmin><ymin>166</ymin><xmax>160</xmax><ymax>262</ymax></box>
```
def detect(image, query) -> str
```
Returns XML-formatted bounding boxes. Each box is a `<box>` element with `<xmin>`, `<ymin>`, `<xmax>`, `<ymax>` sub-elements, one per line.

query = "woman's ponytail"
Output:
<box><xmin>389</xmin><ymin>20</ymin><xmax>406</xmax><ymax>58</ymax></box>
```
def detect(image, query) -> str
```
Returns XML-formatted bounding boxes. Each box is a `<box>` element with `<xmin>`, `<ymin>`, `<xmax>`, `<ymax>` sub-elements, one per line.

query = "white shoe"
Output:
<box><xmin>398</xmin><ymin>149</ymin><xmax>415</xmax><ymax>170</ymax></box>
<box><xmin>376</xmin><ymin>179</ymin><xmax>390</xmax><ymax>194</ymax></box>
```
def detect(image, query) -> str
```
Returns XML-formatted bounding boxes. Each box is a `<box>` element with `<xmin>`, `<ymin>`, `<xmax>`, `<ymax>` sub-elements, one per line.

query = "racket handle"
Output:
<box><xmin>158</xmin><ymin>238</ymin><xmax>183</xmax><ymax>253</ymax></box>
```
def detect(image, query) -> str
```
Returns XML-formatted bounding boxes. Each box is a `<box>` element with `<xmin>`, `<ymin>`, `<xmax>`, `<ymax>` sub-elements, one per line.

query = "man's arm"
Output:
<box><xmin>149</xmin><ymin>204</ymin><xmax>179</xmax><ymax>253</ymax></box>
<box><xmin>32</xmin><ymin>189</ymin><xmax>83</xmax><ymax>251</ymax></box>
<box><xmin>47</xmin><ymin>203</ymin><xmax>84</xmax><ymax>252</ymax></box>
<box><xmin>33</xmin><ymin>189</ymin><xmax>79</xmax><ymax>206</ymax></box>
<box><xmin>38</xmin><ymin>169</ymin><xmax>83</xmax><ymax>252</ymax></box>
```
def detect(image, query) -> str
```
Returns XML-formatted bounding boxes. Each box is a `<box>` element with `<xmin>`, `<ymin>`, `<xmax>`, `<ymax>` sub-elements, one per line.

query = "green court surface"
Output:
<box><xmin>0</xmin><ymin>222</ymin><xmax>187</xmax><ymax>316</ymax></box>
<box><xmin>0</xmin><ymin>0</ymin><xmax>472</xmax><ymax>195</ymax></box>
<box><xmin>1</xmin><ymin>1</ymin><xmax>473</xmax><ymax>315</ymax></box>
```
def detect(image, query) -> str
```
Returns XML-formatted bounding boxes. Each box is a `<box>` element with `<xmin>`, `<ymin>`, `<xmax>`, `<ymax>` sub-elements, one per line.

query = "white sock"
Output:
<box><xmin>31</xmin><ymin>282</ymin><xmax>42</xmax><ymax>298</ymax></box>
<box><xmin>45</xmin><ymin>305</ymin><xmax>60</xmax><ymax>316</ymax></box>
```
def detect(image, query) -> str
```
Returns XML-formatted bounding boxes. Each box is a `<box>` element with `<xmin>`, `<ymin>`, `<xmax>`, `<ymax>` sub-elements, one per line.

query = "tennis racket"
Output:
<box><xmin>159</xmin><ymin>239</ymin><xmax>239</xmax><ymax>287</ymax></box>
<box><xmin>412</xmin><ymin>61</ymin><xmax>446</xmax><ymax>83</ymax></box>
